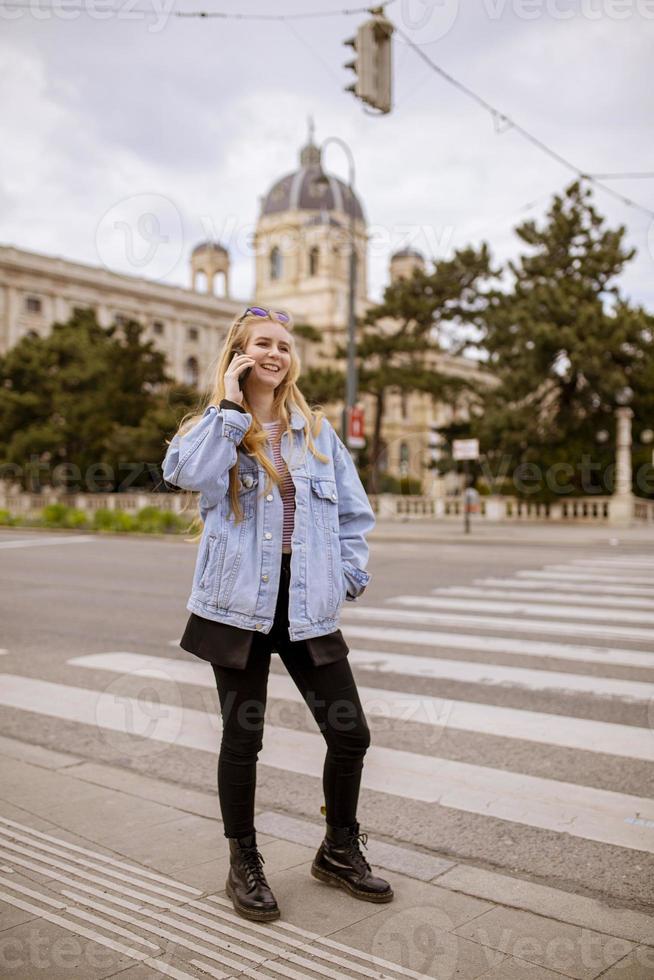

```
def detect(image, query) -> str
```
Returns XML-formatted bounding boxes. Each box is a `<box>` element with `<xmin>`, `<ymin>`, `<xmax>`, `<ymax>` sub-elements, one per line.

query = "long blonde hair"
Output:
<box><xmin>166</xmin><ymin>309</ymin><xmax>330</xmax><ymax>540</ymax></box>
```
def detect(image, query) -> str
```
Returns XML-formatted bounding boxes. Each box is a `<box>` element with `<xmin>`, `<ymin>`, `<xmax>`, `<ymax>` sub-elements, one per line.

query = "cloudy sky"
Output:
<box><xmin>2</xmin><ymin>0</ymin><xmax>653</xmax><ymax>316</ymax></box>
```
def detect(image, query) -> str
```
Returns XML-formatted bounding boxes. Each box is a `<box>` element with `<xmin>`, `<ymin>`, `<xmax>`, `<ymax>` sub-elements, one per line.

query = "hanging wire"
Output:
<box><xmin>391</xmin><ymin>21</ymin><xmax>654</xmax><ymax>220</ymax></box>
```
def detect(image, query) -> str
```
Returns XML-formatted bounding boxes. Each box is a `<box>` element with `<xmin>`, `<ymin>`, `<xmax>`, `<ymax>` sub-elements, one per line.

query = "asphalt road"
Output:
<box><xmin>1</xmin><ymin>524</ymin><xmax>653</xmax><ymax>915</ymax></box>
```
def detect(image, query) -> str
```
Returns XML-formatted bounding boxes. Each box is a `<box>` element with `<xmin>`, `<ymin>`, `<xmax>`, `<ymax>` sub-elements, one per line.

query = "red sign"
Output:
<box><xmin>347</xmin><ymin>405</ymin><xmax>365</xmax><ymax>448</ymax></box>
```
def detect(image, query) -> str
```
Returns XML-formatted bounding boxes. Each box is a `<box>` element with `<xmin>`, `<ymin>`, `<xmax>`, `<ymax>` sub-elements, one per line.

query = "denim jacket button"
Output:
<box><xmin>262</xmin><ymin>574</ymin><xmax>269</xmax><ymax>581</ymax></box>
<box><xmin>266</xmin><ymin>494</ymin><xmax>273</xmax><ymax>501</ymax></box>
<box><xmin>264</xmin><ymin>532</ymin><xmax>272</xmax><ymax>540</ymax></box>
<box><xmin>255</xmin><ymin>623</ymin><xmax>262</xmax><ymax>630</ymax></box>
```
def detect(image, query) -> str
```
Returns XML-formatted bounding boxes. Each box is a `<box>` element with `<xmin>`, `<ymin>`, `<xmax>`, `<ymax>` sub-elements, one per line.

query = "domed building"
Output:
<box><xmin>252</xmin><ymin>120</ymin><xmax>369</xmax><ymax>348</ymax></box>
<box><xmin>0</xmin><ymin>120</ymin><xmax>494</xmax><ymax>495</ymax></box>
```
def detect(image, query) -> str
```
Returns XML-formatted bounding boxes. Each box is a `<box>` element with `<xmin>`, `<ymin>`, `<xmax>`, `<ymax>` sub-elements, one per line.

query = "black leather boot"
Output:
<box><xmin>311</xmin><ymin>820</ymin><xmax>394</xmax><ymax>902</ymax></box>
<box><xmin>225</xmin><ymin>832</ymin><xmax>280</xmax><ymax>921</ymax></box>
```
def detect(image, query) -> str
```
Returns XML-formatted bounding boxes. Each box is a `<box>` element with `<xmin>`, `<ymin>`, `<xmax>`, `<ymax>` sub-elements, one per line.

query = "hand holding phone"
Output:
<box><xmin>224</xmin><ymin>349</ymin><xmax>255</xmax><ymax>403</ymax></box>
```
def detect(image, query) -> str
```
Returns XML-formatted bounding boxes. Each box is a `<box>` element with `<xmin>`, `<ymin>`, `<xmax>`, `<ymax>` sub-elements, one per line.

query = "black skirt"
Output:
<box><xmin>179</xmin><ymin>552</ymin><xmax>350</xmax><ymax>670</ymax></box>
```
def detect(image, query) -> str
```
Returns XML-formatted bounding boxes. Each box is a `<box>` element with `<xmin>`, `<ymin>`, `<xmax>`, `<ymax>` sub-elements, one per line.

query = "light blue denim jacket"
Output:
<box><xmin>162</xmin><ymin>403</ymin><xmax>375</xmax><ymax>641</ymax></box>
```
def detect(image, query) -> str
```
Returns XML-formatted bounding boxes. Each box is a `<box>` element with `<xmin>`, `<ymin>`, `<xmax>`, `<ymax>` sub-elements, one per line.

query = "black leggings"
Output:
<box><xmin>211</xmin><ymin>556</ymin><xmax>371</xmax><ymax>839</ymax></box>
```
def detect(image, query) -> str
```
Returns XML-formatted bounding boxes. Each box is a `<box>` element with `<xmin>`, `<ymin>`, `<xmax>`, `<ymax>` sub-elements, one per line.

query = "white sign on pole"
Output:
<box><xmin>452</xmin><ymin>438</ymin><xmax>479</xmax><ymax>461</ymax></box>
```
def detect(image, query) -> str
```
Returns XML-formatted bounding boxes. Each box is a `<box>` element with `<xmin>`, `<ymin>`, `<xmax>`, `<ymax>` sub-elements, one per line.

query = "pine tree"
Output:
<box><xmin>473</xmin><ymin>180</ymin><xmax>654</xmax><ymax>500</ymax></box>
<box><xmin>345</xmin><ymin>244</ymin><xmax>497</xmax><ymax>492</ymax></box>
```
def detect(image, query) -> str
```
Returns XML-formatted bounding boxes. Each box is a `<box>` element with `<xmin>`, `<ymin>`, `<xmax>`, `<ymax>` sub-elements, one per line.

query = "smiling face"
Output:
<box><xmin>243</xmin><ymin>320</ymin><xmax>292</xmax><ymax>387</ymax></box>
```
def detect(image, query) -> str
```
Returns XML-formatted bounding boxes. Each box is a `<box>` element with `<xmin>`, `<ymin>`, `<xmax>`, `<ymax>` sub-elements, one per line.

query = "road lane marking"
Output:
<box><xmin>477</xmin><ymin>578</ymin><xmax>654</xmax><ymax>598</ymax></box>
<box><xmin>0</xmin><ymin>674</ymin><xmax>652</xmax><ymax>852</ymax></box>
<box><xmin>341</xmin><ymin>605</ymin><xmax>654</xmax><ymax>642</ymax></box>
<box><xmin>567</xmin><ymin>558</ymin><xmax>654</xmax><ymax>569</ymax></box>
<box><xmin>74</xmin><ymin>639</ymin><xmax>654</xmax><ymax>716</ymax></box>
<box><xmin>0</xmin><ymin>535</ymin><xmax>96</xmax><ymax>549</ymax></box>
<box><xmin>433</xmin><ymin>587</ymin><xmax>654</xmax><ymax>610</ymax></box>
<box><xmin>517</xmin><ymin>571</ymin><xmax>654</xmax><ymax>585</ymax></box>
<box><xmin>67</xmin><ymin>652</ymin><xmax>654</xmax><ymax>760</ymax></box>
<box><xmin>390</xmin><ymin>595</ymin><xmax>654</xmax><ymax>624</ymax></box>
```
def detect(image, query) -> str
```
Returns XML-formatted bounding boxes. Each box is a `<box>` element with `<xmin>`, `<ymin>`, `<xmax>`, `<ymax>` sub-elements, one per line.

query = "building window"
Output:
<box><xmin>25</xmin><ymin>296</ymin><xmax>42</xmax><ymax>314</ymax></box>
<box><xmin>187</xmin><ymin>326</ymin><xmax>199</xmax><ymax>341</ymax></box>
<box><xmin>153</xmin><ymin>320</ymin><xmax>164</xmax><ymax>335</ymax></box>
<box><xmin>113</xmin><ymin>314</ymin><xmax>131</xmax><ymax>327</ymax></box>
<box><xmin>184</xmin><ymin>356</ymin><xmax>199</xmax><ymax>387</ymax></box>
<box><xmin>270</xmin><ymin>246</ymin><xmax>282</xmax><ymax>281</ymax></box>
<box><xmin>400</xmin><ymin>390</ymin><xmax>409</xmax><ymax>420</ymax></box>
<box><xmin>308</xmin><ymin>246</ymin><xmax>319</xmax><ymax>276</ymax></box>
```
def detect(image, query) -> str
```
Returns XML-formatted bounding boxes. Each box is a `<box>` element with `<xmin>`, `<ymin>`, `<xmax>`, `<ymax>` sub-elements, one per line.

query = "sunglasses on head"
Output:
<box><xmin>241</xmin><ymin>306</ymin><xmax>290</xmax><ymax>324</ymax></box>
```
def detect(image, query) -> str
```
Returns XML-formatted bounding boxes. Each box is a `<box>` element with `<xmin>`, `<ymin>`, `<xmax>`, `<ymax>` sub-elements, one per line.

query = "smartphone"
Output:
<box><xmin>233</xmin><ymin>348</ymin><xmax>253</xmax><ymax>390</ymax></box>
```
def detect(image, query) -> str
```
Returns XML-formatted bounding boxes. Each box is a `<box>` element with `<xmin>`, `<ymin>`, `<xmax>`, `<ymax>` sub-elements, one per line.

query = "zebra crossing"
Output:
<box><xmin>1</xmin><ymin>551</ymin><xmax>653</xmax><ymax>915</ymax></box>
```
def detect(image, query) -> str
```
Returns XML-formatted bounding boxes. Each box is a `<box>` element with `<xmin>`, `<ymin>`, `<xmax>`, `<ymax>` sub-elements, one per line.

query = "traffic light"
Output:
<box><xmin>343</xmin><ymin>13</ymin><xmax>394</xmax><ymax>114</ymax></box>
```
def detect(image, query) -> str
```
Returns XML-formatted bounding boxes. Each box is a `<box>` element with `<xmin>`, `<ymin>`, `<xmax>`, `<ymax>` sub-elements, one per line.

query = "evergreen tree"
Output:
<box><xmin>472</xmin><ymin>180</ymin><xmax>654</xmax><ymax>499</ymax></box>
<box><xmin>0</xmin><ymin>310</ymin><xmax>194</xmax><ymax>493</ymax></box>
<box><xmin>350</xmin><ymin>245</ymin><xmax>497</xmax><ymax>492</ymax></box>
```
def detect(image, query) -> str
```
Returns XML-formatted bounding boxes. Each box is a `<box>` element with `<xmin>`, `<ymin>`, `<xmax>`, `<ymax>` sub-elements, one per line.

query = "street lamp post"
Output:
<box><xmin>312</xmin><ymin>137</ymin><xmax>358</xmax><ymax>461</ymax></box>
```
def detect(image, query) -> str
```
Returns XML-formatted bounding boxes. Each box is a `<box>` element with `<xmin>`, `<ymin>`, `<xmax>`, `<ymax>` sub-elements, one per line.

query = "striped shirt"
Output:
<box><xmin>262</xmin><ymin>421</ymin><xmax>295</xmax><ymax>553</ymax></box>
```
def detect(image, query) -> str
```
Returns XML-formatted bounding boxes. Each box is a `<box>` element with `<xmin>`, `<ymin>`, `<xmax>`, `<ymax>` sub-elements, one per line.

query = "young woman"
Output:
<box><xmin>162</xmin><ymin>306</ymin><xmax>393</xmax><ymax>922</ymax></box>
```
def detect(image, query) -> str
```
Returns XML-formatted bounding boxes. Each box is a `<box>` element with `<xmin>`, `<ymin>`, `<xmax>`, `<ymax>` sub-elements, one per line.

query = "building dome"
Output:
<box><xmin>191</xmin><ymin>240</ymin><xmax>228</xmax><ymax>256</ymax></box>
<box><xmin>391</xmin><ymin>247</ymin><xmax>425</xmax><ymax>261</ymax></box>
<box><xmin>260</xmin><ymin>123</ymin><xmax>365</xmax><ymax>223</ymax></box>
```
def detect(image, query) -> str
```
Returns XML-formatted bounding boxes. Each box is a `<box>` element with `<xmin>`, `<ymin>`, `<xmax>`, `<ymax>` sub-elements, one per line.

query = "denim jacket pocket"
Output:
<box><xmin>309</xmin><ymin>477</ymin><xmax>339</xmax><ymax>531</ymax></box>
<box><xmin>197</xmin><ymin>533</ymin><xmax>218</xmax><ymax>595</ymax></box>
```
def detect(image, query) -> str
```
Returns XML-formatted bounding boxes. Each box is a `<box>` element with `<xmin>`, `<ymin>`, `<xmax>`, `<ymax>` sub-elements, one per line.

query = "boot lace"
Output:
<box><xmin>240</xmin><ymin>845</ymin><xmax>268</xmax><ymax>887</ymax></box>
<box><xmin>345</xmin><ymin>828</ymin><xmax>371</xmax><ymax>875</ymax></box>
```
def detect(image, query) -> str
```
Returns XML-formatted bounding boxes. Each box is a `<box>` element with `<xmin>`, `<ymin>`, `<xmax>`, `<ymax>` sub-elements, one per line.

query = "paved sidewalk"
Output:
<box><xmin>0</xmin><ymin>737</ymin><xmax>652</xmax><ymax>979</ymax></box>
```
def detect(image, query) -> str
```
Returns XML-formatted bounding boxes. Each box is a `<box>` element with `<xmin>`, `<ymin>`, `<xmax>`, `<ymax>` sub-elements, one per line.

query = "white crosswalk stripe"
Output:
<box><xmin>477</xmin><ymin>577</ymin><xmax>654</xmax><ymax>597</ymax></box>
<box><xmin>516</xmin><ymin>569</ymin><xmax>654</xmax><ymax>585</ymax></box>
<box><xmin>389</xmin><ymin>594</ymin><xmax>654</xmax><ymax>624</ymax></box>
<box><xmin>68</xmin><ymin>648</ymin><xmax>654</xmax><ymax>700</ymax></box>
<box><xmin>432</xmin><ymin>586</ymin><xmax>654</xmax><ymax>609</ymax></box>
